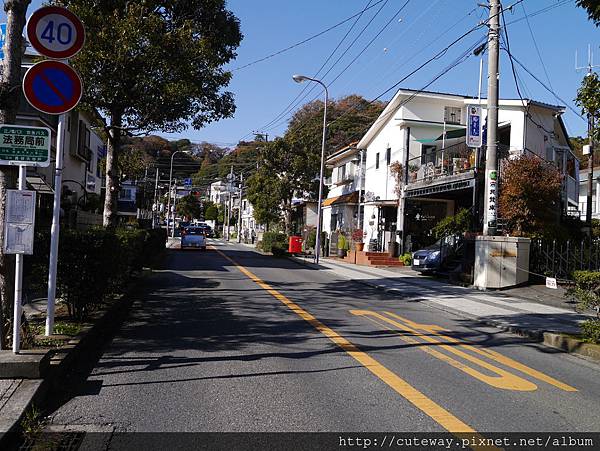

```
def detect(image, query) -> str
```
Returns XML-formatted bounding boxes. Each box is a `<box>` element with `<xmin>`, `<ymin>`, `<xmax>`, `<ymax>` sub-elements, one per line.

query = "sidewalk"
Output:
<box><xmin>291</xmin><ymin>254</ymin><xmax>590</xmax><ymax>339</ymax></box>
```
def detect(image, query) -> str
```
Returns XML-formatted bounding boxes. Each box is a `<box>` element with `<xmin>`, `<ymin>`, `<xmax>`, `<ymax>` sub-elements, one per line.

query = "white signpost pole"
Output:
<box><xmin>12</xmin><ymin>165</ymin><xmax>27</xmax><ymax>353</ymax></box>
<box><xmin>45</xmin><ymin>115</ymin><xmax>65</xmax><ymax>336</ymax></box>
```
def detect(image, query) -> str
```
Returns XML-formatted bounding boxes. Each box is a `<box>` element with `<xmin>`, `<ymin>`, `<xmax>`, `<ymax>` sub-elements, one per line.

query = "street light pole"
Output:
<box><xmin>293</xmin><ymin>74</ymin><xmax>328</xmax><ymax>264</ymax></box>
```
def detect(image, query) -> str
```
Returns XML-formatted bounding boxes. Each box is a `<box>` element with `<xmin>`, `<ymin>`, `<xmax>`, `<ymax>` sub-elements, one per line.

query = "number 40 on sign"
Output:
<box><xmin>27</xmin><ymin>6</ymin><xmax>85</xmax><ymax>59</ymax></box>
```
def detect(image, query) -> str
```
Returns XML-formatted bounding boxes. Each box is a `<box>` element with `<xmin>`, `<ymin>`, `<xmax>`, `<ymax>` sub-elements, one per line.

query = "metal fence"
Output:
<box><xmin>529</xmin><ymin>239</ymin><xmax>600</xmax><ymax>281</ymax></box>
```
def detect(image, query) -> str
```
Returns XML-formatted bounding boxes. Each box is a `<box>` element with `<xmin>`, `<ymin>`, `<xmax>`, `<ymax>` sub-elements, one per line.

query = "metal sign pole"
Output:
<box><xmin>45</xmin><ymin>115</ymin><xmax>65</xmax><ymax>336</ymax></box>
<box><xmin>12</xmin><ymin>165</ymin><xmax>26</xmax><ymax>353</ymax></box>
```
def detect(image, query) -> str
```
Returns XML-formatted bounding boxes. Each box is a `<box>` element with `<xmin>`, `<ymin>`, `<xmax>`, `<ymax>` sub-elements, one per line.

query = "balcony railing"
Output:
<box><xmin>407</xmin><ymin>142</ymin><xmax>476</xmax><ymax>185</ymax></box>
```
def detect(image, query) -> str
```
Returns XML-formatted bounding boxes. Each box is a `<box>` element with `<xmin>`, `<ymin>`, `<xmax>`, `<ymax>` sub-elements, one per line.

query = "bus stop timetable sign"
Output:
<box><xmin>0</xmin><ymin>124</ymin><xmax>51</xmax><ymax>167</ymax></box>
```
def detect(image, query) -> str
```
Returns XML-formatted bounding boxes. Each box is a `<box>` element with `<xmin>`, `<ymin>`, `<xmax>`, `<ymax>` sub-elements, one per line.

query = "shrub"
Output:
<box><xmin>351</xmin><ymin>229</ymin><xmax>364</xmax><ymax>242</ymax></box>
<box><xmin>581</xmin><ymin>320</ymin><xmax>600</xmax><ymax>344</ymax></box>
<box><xmin>261</xmin><ymin>232</ymin><xmax>287</xmax><ymax>254</ymax></box>
<box><xmin>567</xmin><ymin>271</ymin><xmax>600</xmax><ymax>342</ymax></box>
<box><xmin>337</xmin><ymin>233</ymin><xmax>350</xmax><ymax>251</ymax></box>
<box><xmin>432</xmin><ymin>208</ymin><xmax>471</xmax><ymax>239</ymax></box>
<box><xmin>306</xmin><ymin>228</ymin><xmax>316</xmax><ymax>249</ymax></box>
<box><xmin>28</xmin><ymin>226</ymin><xmax>166</xmax><ymax>321</ymax></box>
<box><xmin>399</xmin><ymin>253</ymin><xmax>412</xmax><ymax>265</ymax></box>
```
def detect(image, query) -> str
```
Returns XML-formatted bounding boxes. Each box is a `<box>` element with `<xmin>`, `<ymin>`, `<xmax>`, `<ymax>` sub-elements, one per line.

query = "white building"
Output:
<box><xmin>321</xmin><ymin>142</ymin><xmax>364</xmax><ymax>237</ymax></box>
<box><xmin>578</xmin><ymin>167</ymin><xmax>600</xmax><ymax>219</ymax></box>
<box><xmin>358</xmin><ymin>88</ymin><xmax>579</xmax><ymax>253</ymax></box>
<box><xmin>209</xmin><ymin>180</ymin><xmax>228</xmax><ymax>205</ymax></box>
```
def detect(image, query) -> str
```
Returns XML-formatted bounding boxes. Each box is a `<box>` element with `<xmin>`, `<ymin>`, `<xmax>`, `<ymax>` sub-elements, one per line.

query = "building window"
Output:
<box><xmin>119</xmin><ymin>188</ymin><xmax>133</xmax><ymax>201</ymax></box>
<box><xmin>339</xmin><ymin>164</ymin><xmax>346</xmax><ymax>182</ymax></box>
<box><xmin>376</xmin><ymin>152</ymin><xmax>380</xmax><ymax>169</ymax></box>
<box><xmin>386</xmin><ymin>147</ymin><xmax>391</xmax><ymax>166</ymax></box>
<box><xmin>444</xmin><ymin>106</ymin><xmax>463</xmax><ymax>124</ymax></box>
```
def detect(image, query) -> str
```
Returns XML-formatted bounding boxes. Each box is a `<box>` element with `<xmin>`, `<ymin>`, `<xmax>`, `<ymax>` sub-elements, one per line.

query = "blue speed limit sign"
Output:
<box><xmin>27</xmin><ymin>6</ymin><xmax>85</xmax><ymax>59</ymax></box>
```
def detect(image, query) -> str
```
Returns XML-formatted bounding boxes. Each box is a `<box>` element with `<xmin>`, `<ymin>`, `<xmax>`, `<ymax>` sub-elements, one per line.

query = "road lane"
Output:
<box><xmin>210</xmin><ymin>241</ymin><xmax>600</xmax><ymax>433</ymax></box>
<box><xmin>45</xmin><ymin>241</ymin><xmax>600</xmax><ymax>437</ymax></box>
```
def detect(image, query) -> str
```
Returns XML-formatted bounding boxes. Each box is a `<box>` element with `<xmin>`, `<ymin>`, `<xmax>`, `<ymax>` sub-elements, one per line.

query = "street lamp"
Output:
<box><xmin>293</xmin><ymin>74</ymin><xmax>328</xmax><ymax>264</ymax></box>
<box><xmin>167</xmin><ymin>150</ymin><xmax>191</xmax><ymax>238</ymax></box>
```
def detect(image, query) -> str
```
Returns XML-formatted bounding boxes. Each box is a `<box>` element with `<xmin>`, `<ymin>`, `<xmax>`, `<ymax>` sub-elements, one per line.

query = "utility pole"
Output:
<box><xmin>576</xmin><ymin>45</ymin><xmax>600</xmax><ymax>231</ymax></box>
<box><xmin>237</xmin><ymin>172</ymin><xmax>243</xmax><ymax>243</ymax></box>
<box><xmin>587</xmin><ymin>113</ymin><xmax>595</xmax><ymax>231</ymax></box>
<box><xmin>226</xmin><ymin>165</ymin><xmax>233</xmax><ymax>241</ymax></box>
<box><xmin>483</xmin><ymin>0</ymin><xmax>500</xmax><ymax>236</ymax></box>
<box><xmin>152</xmin><ymin>168</ymin><xmax>159</xmax><ymax>229</ymax></box>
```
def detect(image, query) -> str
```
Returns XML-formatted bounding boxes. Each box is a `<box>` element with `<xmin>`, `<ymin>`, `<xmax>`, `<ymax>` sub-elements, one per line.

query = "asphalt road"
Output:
<box><xmin>40</xmin><ymin>240</ymin><xmax>600</xmax><ymax>446</ymax></box>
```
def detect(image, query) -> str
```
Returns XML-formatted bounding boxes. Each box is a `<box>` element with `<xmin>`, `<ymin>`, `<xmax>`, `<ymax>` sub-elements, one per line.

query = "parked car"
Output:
<box><xmin>181</xmin><ymin>226</ymin><xmax>207</xmax><ymax>250</ymax></box>
<box><xmin>196</xmin><ymin>222</ymin><xmax>214</xmax><ymax>237</ymax></box>
<box><xmin>411</xmin><ymin>234</ymin><xmax>463</xmax><ymax>273</ymax></box>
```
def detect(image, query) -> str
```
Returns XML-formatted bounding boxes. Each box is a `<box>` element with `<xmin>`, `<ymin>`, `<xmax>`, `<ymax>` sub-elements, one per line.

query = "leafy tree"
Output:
<box><xmin>204</xmin><ymin>203</ymin><xmax>218</xmax><ymax>221</ymax></box>
<box><xmin>58</xmin><ymin>0</ymin><xmax>242</xmax><ymax>226</ymax></box>
<box><xmin>498</xmin><ymin>156</ymin><xmax>562</xmax><ymax>236</ymax></box>
<box><xmin>176</xmin><ymin>194</ymin><xmax>201</xmax><ymax>220</ymax></box>
<box><xmin>259</xmin><ymin>95</ymin><xmax>385</xmax><ymax>233</ymax></box>
<box><xmin>0</xmin><ymin>0</ymin><xmax>31</xmax><ymax>347</ymax></box>
<box><xmin>575</xmin><ymin>72</ymin><xmax>600</xmax><ymax>141</ymax></box>
<box><xmin>246</xmin><ymin>169</ymin><xmax>282</xmax><ymax>231</ymax></box>
<box><xmin>577</xmin><ymin>0</ymin><xmax>600</xmax><ymax>26</ymax></box>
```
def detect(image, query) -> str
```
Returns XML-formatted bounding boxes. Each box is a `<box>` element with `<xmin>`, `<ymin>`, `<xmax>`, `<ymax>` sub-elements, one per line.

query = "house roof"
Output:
<box><xmin>326</xmin><ymin>142</ymin><xmax>360</xmax><ymax>165</ymax></box>
<box><xmin>357</xmin><ymin>87</ymin><xmax>568</xmax><ymax>149</ymax></box>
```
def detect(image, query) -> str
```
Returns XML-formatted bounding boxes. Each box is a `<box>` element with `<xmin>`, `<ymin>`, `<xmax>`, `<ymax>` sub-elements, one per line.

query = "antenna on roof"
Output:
<box><xmin>576</xmin><ymin>44</ymin><xmax>600</xmax><ymax>75</ymax></box>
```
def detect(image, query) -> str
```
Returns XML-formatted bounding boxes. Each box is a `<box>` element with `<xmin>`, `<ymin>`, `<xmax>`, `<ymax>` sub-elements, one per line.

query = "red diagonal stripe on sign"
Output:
<box><xmin>39</xmin><ymin>71</ymin><xmax>70</xmax><ymax>105</ymax></box>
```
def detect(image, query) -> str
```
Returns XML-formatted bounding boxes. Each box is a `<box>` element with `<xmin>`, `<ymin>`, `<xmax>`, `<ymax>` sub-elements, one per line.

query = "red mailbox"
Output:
<box><xmin>288</xmin><ymin>236</ymin><xmax>303</xmax><ymax>254</ymax></box>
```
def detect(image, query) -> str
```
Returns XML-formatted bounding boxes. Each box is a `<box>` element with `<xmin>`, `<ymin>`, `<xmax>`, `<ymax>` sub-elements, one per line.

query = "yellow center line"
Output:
<box><xmin>383</xmin><ymin>311</ymin><xmax>577</xmax><ymax>393</ymax></box>
<box><xmin>351</xmin><ymin>310</ymin><xmax>537</xmax><ymax>392</ymax></box>
<box><xmin>210</xmin><ymin>246</ymin><xmax>489</xmax><ymax>440</ymax></box>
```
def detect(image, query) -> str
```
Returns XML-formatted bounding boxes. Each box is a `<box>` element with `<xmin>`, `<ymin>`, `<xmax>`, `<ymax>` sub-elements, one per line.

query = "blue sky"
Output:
<box><xmin>4</xmin><ymin>0</ymin><xmax>600</xmax><ymax>145</ymax></box>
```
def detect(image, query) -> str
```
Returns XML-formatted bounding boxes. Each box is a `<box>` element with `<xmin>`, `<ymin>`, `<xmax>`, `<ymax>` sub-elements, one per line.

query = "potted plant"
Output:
<box><xmin>337</xmin><ymin>233</ymin><xmax>349</xmax><ymax>257</ymax></box>
<box><xmin>352</xmin><ymin>228</ymin><xmax>365</xmax><ymax>251</ymax></box>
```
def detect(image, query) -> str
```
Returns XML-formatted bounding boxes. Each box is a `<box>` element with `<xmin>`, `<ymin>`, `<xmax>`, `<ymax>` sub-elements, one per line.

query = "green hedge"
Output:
<box><xmin>260</xmin><ymin>232</ymin><xmax>288</xmax><ymax>255</ymax></box>
<box><xmin>567</xmin><ymin>271</ymin><xmax>600</xmax><ymax>343</ymax></box>
<box><xmin>30</xmin><ymin>227</ymin><xmax>166</xmax><ymax>321</ymax></box>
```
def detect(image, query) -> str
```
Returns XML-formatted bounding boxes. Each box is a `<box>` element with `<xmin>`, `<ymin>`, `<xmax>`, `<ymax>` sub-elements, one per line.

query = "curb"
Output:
<box><xmin>0</xmin><ymin>269</ymin><xmax>145</xmax><ymax>447</ymax></box>
<box><xmin>287</xmin><ymin>256</ymin><xmax>599</xmax><ymax>363</ymax></box>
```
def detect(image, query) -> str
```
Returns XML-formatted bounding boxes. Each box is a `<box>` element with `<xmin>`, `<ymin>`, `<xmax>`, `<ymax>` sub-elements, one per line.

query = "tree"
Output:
<box><xmin>577</xmin><ymin>0</ymin><xmax>600</xmax><ymax>26</ymax></box>
<box><xmin>176</xmin><ymin>194</ymin><xmax>201</xmax><ymax>220</ymax></box>
<box><xmin>0</xmin><ymin>0</ymin><xmax>31</xmax><ymax>348</ymax></box>
<box><xmin>575</xmin><ymin>72</ymin><xmax>600</xmax><ymax>141</ymax></box>
<box><xmin>246</xmin><ymin>169</ymin><xmax>282</xmax><ymax>230</ymax></box>
<box><xmin>498</xmin><ymin>156</ymin><xmax>562</xmax><ymax>236</ymax></box>
<box><xmin>59</xmin><ymin>0</ymin><xmax>242</xmax><ymax>227</ymax></box>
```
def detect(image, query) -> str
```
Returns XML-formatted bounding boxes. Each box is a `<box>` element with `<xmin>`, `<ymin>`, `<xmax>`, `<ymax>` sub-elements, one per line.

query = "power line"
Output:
<box><xmin>230</xmin><ymin>0</ymin><xmax>387</xmax><ymax>72</ymax></box>
<box><xmin>264</xmin><ymin>0</ymin><xmax>413</xmax><ymax>134</ymax></box>
<box><xmin>326</xmin><ymin>0</ymin><xmax>412</xmax><ymax>88</ymax></box>
<box><xmin>519</xmin><ymin>2</ymin><xmax>558</xmax><ymax>104</ymax></box>
<box><xmin>256</xmin><ymin>0</ymin><xmax>379</xmax><ymax>133</ymax></box>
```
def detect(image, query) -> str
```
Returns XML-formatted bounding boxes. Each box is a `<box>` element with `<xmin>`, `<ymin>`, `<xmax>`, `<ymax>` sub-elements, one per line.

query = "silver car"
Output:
<box><xmin>181</xmin><ymin>226</ymin><xmax>207</xmax><ymax>250</ymax></box>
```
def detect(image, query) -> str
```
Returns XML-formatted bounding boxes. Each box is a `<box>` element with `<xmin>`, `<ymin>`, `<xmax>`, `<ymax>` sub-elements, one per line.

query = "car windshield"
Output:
<box><xmin>184</xmin><ymin>228</ymin><xmax>204</xmax><ymax>235</ymax></box>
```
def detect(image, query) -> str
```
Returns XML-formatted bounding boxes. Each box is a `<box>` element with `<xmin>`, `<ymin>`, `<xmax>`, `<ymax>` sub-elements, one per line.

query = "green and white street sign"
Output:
<box><xmin>0</xmin><ymin>124</ymin><xmax>51</xmax><ymax>167</ymax></box>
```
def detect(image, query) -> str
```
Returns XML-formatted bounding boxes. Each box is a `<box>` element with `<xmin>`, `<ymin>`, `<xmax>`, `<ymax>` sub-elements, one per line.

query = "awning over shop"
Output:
<box><xmin>322</xmin><ymin>191</ymin><xmax>359</xmax><ymax>207</ymax></box>
<box><xmin>26</xmin><ymin>176</ymin><xmax>54</xmax><ymax>195</ymax></box>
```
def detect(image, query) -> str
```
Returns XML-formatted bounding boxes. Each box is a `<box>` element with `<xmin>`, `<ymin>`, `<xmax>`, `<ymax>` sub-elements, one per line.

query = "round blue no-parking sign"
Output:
<box><xmin>23</xmin><ymin>60</ymin><xmax>83</xmax><ymax>115</ymax></box>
